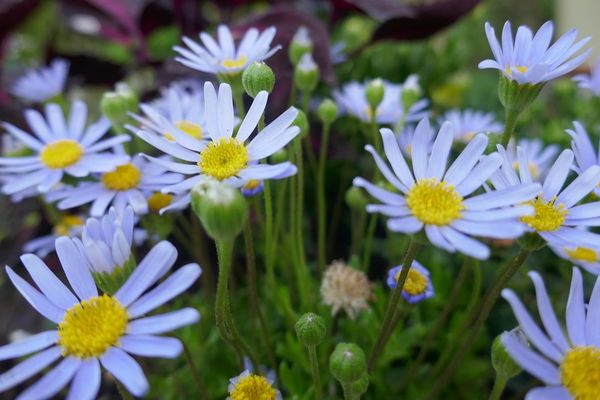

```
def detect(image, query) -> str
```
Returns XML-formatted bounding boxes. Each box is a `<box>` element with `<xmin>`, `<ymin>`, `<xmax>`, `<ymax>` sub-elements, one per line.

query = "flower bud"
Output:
<box><xmin>293</xmin><ymin>109</ymin><xmax>309</xmax><ymax>138</ymax></box>
<box><xmin>365</xmin><ymin>78</ymin><xmax>384</xmax><ymax>111</ymax></box>
<box><xmin>294</xmin><ymin>53</ymin><xmax>319</xmax><ymax>93</ymax></box>
<box><xmin>242</xmin><ymin>62</ymin><xmax>275</xmax><ymax>97</ymax></box>
<box><xmin>345</xmin><ymin>186</ymin><xmax>368</xmax><ymax>211</ymax></box>
<box><xmin>100</xmin><ymin>83</ymin><xmax>138</xmax><ymax>126</ymax></box>
<box><xmin>191</xmin><ymin>178</ymin><xmax>248</xmax><ymax>241</ymax></box>
<box><xmin>317</xmin><ymin>99</ymin><xmax>338</xmax><ymax>124</ymax></box>
<box><xmin>351</xmin><ymin>373</ymin><xmax>370</xmax><ymax>396</ymax></box>
<box><xmin>270</xmin><ymin>148</ymin><xmax>289</xmax><ymax>164</ymax></box>
<box><xmin>289</xmin><ymin>26</ymin><xmax>313</xmax><ymax>65</ymax></box>
<box><xmin>401</xmin><ymin>74</ymin><xmax>422</xmax><ymax>109</ymax></box>
<box><xmin>295</xmin><ymin>312</ymin><xmax>326</xmax><ymax>347</ymax></box>
<box><xmin>329</xmin><ymin>342</ymin><xmax>367</xmax><ymax>383</ymax></box>
<box><xmin>492</xmin><ymin>330</ymin><xmax>524</xmax><ymax>379</ymax></box>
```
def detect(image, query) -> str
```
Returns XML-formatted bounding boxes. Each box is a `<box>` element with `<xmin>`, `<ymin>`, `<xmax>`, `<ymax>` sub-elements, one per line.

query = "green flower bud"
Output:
<box><xmin>365</xmin><ymin>78</ymin><xmax>384</xmax><ymax>111</ymax></box>
<box><xmin>100</xmin><ymin>83</ymin><xmax>138</xmax><ymax>126</ymax></box>
<box><xmin>270</xmin><ymin>148</ymin><xmax>289</xmax><ymax>164</ymax></box>
<box><xmin>345</xmin><ymin>186</ymin><xmax>368</xmax><ymax>211</ymax></box>
<box><xmin>242</xmin><ymin>62</ymin><xmax>275</xmax><ymax>97</ymax></box>
<box><xmin>492</xmin><ymin>330</ymin><xmax>524</xmax><ymax>379</ymax></box>
<box><xmin>351</xmin><ymin>373</ymin><xmax>370</xmax><ymax>396</ymax></box>
<box><xmin>293</xmin><ymin>109</ymin><xmax>309</xmax><ymax>138</ymax></box>
<box><xmin>93</xmin><ymin>257</ymin><xmax>136</xmax><ymax>295</ymax></box>
<box><xmin>191</xmin><ymin>178</ymin><xmax>248</xmax><ymax>241</ymax></box>
<box><xmin>294</xmin><ymin>53</ymin><xmax>319</xmax><ymax>93</ymax></box>
<box><xmin>317</xmin><ymin>99</ymin><xmax>338</xmax><ymax>124</ymax></box>
<box><xmin>289</xmin><ymin>26</ymin><xmax>313</xmax><ymax>65</ymax></box>
<box><xmin>295</xmin><ymin>312</ymin><xmax>326</xmax><ymax>347</ymax></box>
<box><xmin>498</xmin><ymin>74</ymin><xmax>544</xmax><ymax>114</ymax></box>
<box><xmin>401</xmin><ymin>75</ymin><xmax>422</xmax><ymax>109</ymax></box>
<box><xmin>329</xmin><ymin>342</ymin><xmax>367</xmax><ymax>383</ymax></box>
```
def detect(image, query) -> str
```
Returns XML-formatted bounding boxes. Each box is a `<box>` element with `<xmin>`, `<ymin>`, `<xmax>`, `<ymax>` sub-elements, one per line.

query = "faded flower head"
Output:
<box><xmin>320</xmin><ymin>260</ymin><xmax>372</xmax><ymax>319</ymax></box>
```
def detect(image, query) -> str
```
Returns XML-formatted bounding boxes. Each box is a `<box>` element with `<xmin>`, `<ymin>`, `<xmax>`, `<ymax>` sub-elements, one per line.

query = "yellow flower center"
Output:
<box><xmin>147</xmin><ymin>192</ymin><xmax>173</xmax><ymax>213</ymax></box>
<box><xmin>560</xmin><ymin>346</ymin><xmax>600</xmax><ymax>400</ymax></box>
<box><xmin>521</xmin><ymin>196</ymin><xmax>567</xmax><ymax>232</ymax></box>
<box><xmin>53</xmin><ymin>215</ymin><xmax>84</xmax><ymax>237</ymax></box>
<box><xmin>395</xmin><ymin>268</ymin><xmax>428</xmax><ymax>296</ymax></box>
<box><xmin>39</xmin><ymin>139</ymin><xmax>84</xmax><ymax>169</ymax></box>
<box><xmin>505</xmin><ymin>65</ymin><xmax>529</xmax><ymax>75</ymax></box>
<box><xmin>164</xmin><ymin>120</ymin><xmax>203</xmax><ymax>142</ymax></box>
<box><xmin>222</xmin><ymin>55</ymin><xmax>248</xmax><ymax>69</ymax></box>
<box><xmin>101</xmin><ymin>163</ymin><xmax>142</xmax><ymax>191</ymax></box>
<box><xmin>243</xmin><ymin>180</ymin><xmax>261</xmax><ymax>191</ymax></box>
<box><xmin>58</xmin><ymin>294</ymin><xmax>128</xmax><ymax>359</ymax></box>
<box><xmin>512</xmin><ymin>161</ymin><xmax>540</xmax><ymax>178</ymax></box>
<box><xmin>230</xmin><ymin>374</ymin><xmax>277</xmax><ymax>400</ymax></box>
<box><xmin>565</xmin><ymin>247</ymin><xmax>599</xmax><ymax>263</ymax></box>
<box><xmin>406</xmin><ymin>178</ymin><xmax>464</xmax><ymax>225</ymax></box>
<box><xmin>199</xmin><ymin>138</ymin><xmax>248</xmax><ymax>181</ymax></box>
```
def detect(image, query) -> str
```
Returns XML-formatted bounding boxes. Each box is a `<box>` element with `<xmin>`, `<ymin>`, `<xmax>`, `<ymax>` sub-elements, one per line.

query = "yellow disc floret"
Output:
<box><xmin>101</xmin><ymin>163</ymin><xmax>142</xmax><ymax>191</ymax></box>
<box><xmin>58</xmin><ymin>294</ymin><xmax>128</xmax><ymax>359</ymax></box>
<box><xmin>147</xmin><ymin>192</ymin><xmax>173</xmax><ymax>213</ymax></box>
<box><xmin>222</xmin><ymin>55</ymin><xmax>248</xmax><ymax>69</ymax></box>
<box><xmin>560</xmin><ymin>346</ymin><xmax>600</xmax><ymax>400</ymax></box>
<box><xmin>512</xmin><ymin>161</ymin><xmax>540</xmax><ymax>179</ymax></box>
<box><xmin>199</xmin><ymin>138</ymin><xmax>248</xmax><ymax>181</ymax></box>
<box><xmin>396</xmin><ymin>268</ymin><xmax>428</xmax><ymax>296</ymax></box>
<box><xmin>53</xmin><ymin>215</ymin><xmax>84</xmax><ymax>237</ymax></box>
<box><xmin>230</xmin><ymin>374</ymin><xmax>277</xmax><ymax>400</ymax></box>
<box><xmin>521</xmin><ymin>196</ymin><xmax>567</xmax><ymax>232</ymax></box>
<box><xmin>39</xmin><ymin>139</ymin><xmax>84</xmax><ymax>169</ymax></box>
<box><xmin>164</xmin><ymin>120</ymin><xmax>203</xmax><ymax>141</ymax></box>
<box><xmin>565</xmin><ymin>247</ymin><xmax>599</xmax><ymax>263</ymax></box>
<box><xmin>505</xmin><ymin>65</ymin><xmax>529</xmax><ymax>76</ymax></box>
<box><xmin>406</xmin><ymin>178</ymin><xmax>464</xmax><ymax>225</ymax></box>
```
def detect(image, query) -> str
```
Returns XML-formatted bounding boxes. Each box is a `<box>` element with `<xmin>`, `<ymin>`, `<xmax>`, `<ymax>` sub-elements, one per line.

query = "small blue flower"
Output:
<box><xmin>440</xmin><ymin>109</ymin><xmax>503</xmax><ymax>143</ymax></box>
<box><xmin>386</xmin><ymin>261</ymin><xmax>434</xmax><ymax>304</ymax></box>
<box><xmin>11</xmin><ymin>59</ymin><xmax>69</xmax><ymax>103</ymax></box>
<box><xmin>573</xmin><ymin>57</ymin><xmax>600</xmax><ymax>96</ymax></box>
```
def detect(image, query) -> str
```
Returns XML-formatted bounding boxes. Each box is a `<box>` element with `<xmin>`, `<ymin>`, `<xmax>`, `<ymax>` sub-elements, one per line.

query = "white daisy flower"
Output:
<box><xmin>10</xmin><ymin>59</ymin><xmax>69</xmax><ymax>103</ymax></box>
<box><xmin>440</xmin><ymin>109</ymin><xmax>503</xmax><ymax>143</ymax></box>
<box><xmin>479</xmin><ymin>20</ymin><xmax>591</xmax><ymax>85</ymax></box>
<box><xmin>0</xmin><ymin>101</ymin><xmax>130</xmax><ymax>197</ymax></box>
<box><xmin>135</xmin><ymin>82</ymin><xmax>299</xmax><ymax>195</ymax></box>
<box><xmin>490</xmin><ymin>145</ymin><xmax>600</xmax><ymax>251</ymax></box>
<box><xmin>354</xmin><ymin>118</ymin><xmax>540</xmax><ymax>260</ymax></box>
<box><xmin>501</xmin><ymin>267</ymin><xmax>600</xmax><ymax>400</ymax></box>
<box><xmin>23</xmin><ymin>214</ymin><xmax>85</xmax><ymax>258</ymax></box>
<box><xmin>174</xmin><ymin>25</ymin><xmax>280</xmax><ymax>75</ymax></box>
<box><xmin>46</xmin><ymin>155</ymin><xmax>183</xmax><ymax>217</ymax></box>
<box><xmin>0</xmin><ymin>237</ymin><xmax>201</xmax><ymax>399</ymax></box>
<box><xmin>333</xmin><ymin>80</ymin><xmax>429</xmax><ymax>124</ymax></box>
<box><xmin>573</xmin><ymin>57</ymin><xmax>600</xmax><ymax>96</ymax></box>
<box><xmin>227</xmin><ymin>369</ymin><xmax>282</xmax><ymax>400</ymax></box>
<box><xmin>567</xmin><ymin>121</ymin><xmax>600</xmax><ymax>196</ymax></box>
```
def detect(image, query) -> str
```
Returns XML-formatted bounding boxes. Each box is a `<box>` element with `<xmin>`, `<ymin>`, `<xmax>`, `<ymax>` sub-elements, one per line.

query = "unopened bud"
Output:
<box><xmin>294</xmin><ymin>53</ymin><xmax>319</xmax><ymax>93</ymax></box>
<box><xmin>317</xmin><ymin>99</ymin><xmax>338</xmax><ymax>124</ymax></box>
<box><xmin>492</xmin><ymin>330</ymin><xmax>524</xmax><ymax>379</ymax></box>
<box><xmin>365</xmin><ymin>79</ymin><xmax>384</xmax><ymax>111</ymax></box>
<box><xmin>242</xmin><ymin>62</ymin><xmax>275</xmax><ymax>97</ymax></box>
<box><xmin>289</xmin><ymin>26</ymin><xmax>313</xmax><ymax>65</ymax></box>
<box><xmin>101</xmin><ymin>83</ymin><xmax>138</xmax><ymax>126</ymax></box>
<box><xmin>329</xmin><ymin>342</ymin><xmax>367</xmax><ymax>383</ymax></box>
<box><xmin>295</xmin><ymin>312</ymin><xmax>326</xmax><ymax>347</ymax></box>
<box><xmin>293</xmin><ymin>109</ymin><xmax>309</xmax><ymax>138</ymax></box>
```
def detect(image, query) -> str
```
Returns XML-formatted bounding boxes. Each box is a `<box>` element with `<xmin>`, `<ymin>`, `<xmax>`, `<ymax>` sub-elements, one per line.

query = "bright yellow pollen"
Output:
<box><xmin>199</xmin><ymin>138</ymin><xmax>248</xmax><ymax>181</ymax></box>
<box><xmin>521</xmin><ymin>196</ymin><xmax>567</xmax><ymax>232</ymax></box>
<box><xmin>147</xmin><ymin>192</ymin><xmax>173</xmax><ymax>213</ymax></box>
<box><xmin>58</xmin><ymin>294</ymin><xmax>128</xmax><ymax>359</ymax></box>
<box><xmin>230</xmin><ymin>374</ymin><xmax>277</xmax><ymax>400</ymax></box>
<box><xmin>164</xmin><ymin>120</ymin><xmax>203</xmax><ymax>141</ymax></box>
<box><xmin>566</xmin><ymin>247</ymin><xmax>599</xmax><ymax>263</ymax></box>
<box><xmin>53</xmin><ymin>215</ymin><xmax>84</xmax><ymax>236</ymax></box>
<box><xmin>505</xmin><ymin>65</ymin><xmax>529</xmax><ymax>75</ymax></box>
<box><xmin>512</xmin><ymin>160</ymin><xmax>540</xmax><ymax>178</ymax></box>
<box><xmin>560</xmin><ymin>346</ymin><xmax>600</xmax><ymax>400</ymax></box>
<box><xmin>101</xmin><ymin>163</ymin><xmax>142</xmax><ymax>191</ymax></box>
<box><xmin>406</xmin><ymin>178</ymin><xmax>464</xmax><ymax>225</ymax></box>
<box><xmin>396</xmin><ymin>268</ymin><xmax>428</xmax><ymax>296</ymax></box>
<box><xmin>39</xmin><ymin>139</ymin><xmax>83</xmax><ymax>169</ymax></box>
<box><xmin>222</xmin><ymin>55</ymin><xmax>248</xmax><ymax>69</ymax></box>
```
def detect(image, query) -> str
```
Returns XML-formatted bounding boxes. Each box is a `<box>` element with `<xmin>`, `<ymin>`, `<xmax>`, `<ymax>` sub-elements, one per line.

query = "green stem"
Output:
<box><xmin>233</xmin><ymin>88</ymin><xmax>246</xmax><ymax>119</ymax></box>
<box><xmin>488</xmin><ymin>373</ymin><xmax>509</xmax><ymax>400</ymax></box>
<box><xmin>425</xmin><ymin>248</ymin><xmax>530</xmax><ymax>399</ymax></box>
<box><xmin>367</xmin><ymin>239</ymin><xmax>421</xmax><ymax>371</ymax></box>
<box><xmin>342</xmin><ymin>383</ymin><xmax>356</xmax><ymax>400</ymax></box>
<box><xmin>350</xmin><ymin>212</ymin><xmax>368</xmax><ymax>258</ymax></box>
<box><xmin>370</xmin><ymin>114</ymin><xmax>382</xmax><ymax>154</ymax></box>
<box><xmin>302</xmin><ymin>90</ymin><xmax>310</xmax><ymax>115</ymax></box>
<box><xmin>243</xmin><ymin>221</ymin><xmax>277</xmax><ymax>374</ymax></box>
<box><xmin>500</xmin><ymin>108</ymin><xmax>520</xmax><ymax>146</ymax></box>
<box><xmin>361</xmin><ymin>214</ymin><xmax>377</xmax><ymax>271</ymax></box>
<box><xmin>264</xmin><ymin>180</ymin><xmax>275</xmax><ymax>288</ymax></box>
<box><xmin>181</xmin><ymin>338</ymin><xmax>210</xmax><ymax>400</ymax></box>
<box><xmin>307</xmin><ymin>345</ymin><xmax>322</xmax><ymax>400</ymax></box>
<box><xmin>316</xmin><ymin>122</ymin><xmax>331</xmax><ymax>274</ymax></box>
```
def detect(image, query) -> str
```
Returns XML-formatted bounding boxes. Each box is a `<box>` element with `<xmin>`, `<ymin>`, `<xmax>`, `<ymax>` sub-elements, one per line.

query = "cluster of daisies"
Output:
<box><xmin>0</xmin><ymin>13</ymin><xmax>599</xmax><ymax>399</ymax></box>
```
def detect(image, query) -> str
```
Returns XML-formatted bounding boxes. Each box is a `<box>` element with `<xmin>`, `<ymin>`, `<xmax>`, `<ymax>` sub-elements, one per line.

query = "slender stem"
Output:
<box><xmin>400</xmin><ymin>256</ymin><xmax>472</xmax><ymax>387</ymax></box>
<box><xmin>316</xmin><ymin>122</ymin><xmax>331</xmax><ymax>274</ymax></box>
<box><xmin>233</xmin><ymin>88</ymin><xmax>246</xmax><ymax>119</ymax></box>
<box><xmin>367</xmin><ymin>239</ymin><xmax>421</xmax><ymax>371</ymax></box>
<box><xmin>116</xmin><ymin>380</ymin><xmax>133</xmax><ymax>400</ymax></box>
<box><xmin>350</xmin><ymin>212</ymin><xmax>367</xmax><ymax>257</ymax></box>
<box><xmin>361</xmin><ymin>214</ymin><xmax>377</xmax><ymax>271</ymax></box>
<box><xmin>289</xmin><ymin>84</ymin><xmax>297</xmax><ymax>107</ymax></box>
<box><xmin>500</xmin><ymin>108</ymin><xmax>520</xmax><ymax>146</ymax></box>
<box><xmin>307</xmin><ymin>345</ymin><xmax>322</xmax><ymax>400</ymax></box>
<box><xmin>425</xmin><ymin>248</ymin><xmax>530</xmax><ymax>399</ymax></box>
<box><xmin>370</xmin><ymin>114</ymin><xmax>382</xmax><ymax>154</ymax></box>
<box><xmin>488</xmin><ymin>373</ymin><xmax>509</xmax><ymax>400</ymax></box>
<box><xmin>181</xmin><ymin>338</ymin><xmax>210</xmax><ymax>400</ymax></box>
<box><xmin>243</xmin><ymin>221</ymin><xmax>277</xmax><ymax>373</ymax></box>
<box><xmin>302</xmin><ymin>91</ymin><xmax>310</xmax><ymax>115</ymax></box>
<box><xmin>264</xmin><ymin>180</ymin><xmax>275</xmax><ymax>288</ymax></box>
<box><xmin>342</xmin><ymin>383</ymin><xmax>355</xmax><ymax>400</ymax></box>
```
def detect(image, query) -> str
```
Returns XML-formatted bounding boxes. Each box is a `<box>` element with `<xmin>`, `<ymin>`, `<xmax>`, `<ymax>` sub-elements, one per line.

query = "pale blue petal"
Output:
<box><xmin>119</xmin><ymin>335</ymin><xmax>183</xmax><ymax>358</ymax></box>
<box><xmin>16</xmin><ymin>357</ymin><xmax>80</xmax><ymax>400</ymax></box>
<box><xmin>127</xmin><ymin>308</ymin><xmax>200</xmax><ymax>335</ymax></box>
<box><xmin>5</xmin><ymin>267</ymin><xmax>64</xmax><ymax>323</ymax></box>
<box><xmin>566</xmin><ymin>267</ymin><xmax>587</xmax><ymax>346</ymax></box>
<box><xmin>55</xmin><ymin>237</ymin><xmax>97</xmax><ymax>300</ymax></box>
<box><xmin>0</xmin><ymin>331</ymin><xmax>58</xmax><ymax>361</ymax></box>
<box><xmin>100</xmin><ymin>347</ymin><xmax>149</xmax><ymax>397</ymax></box>
<box><xmin>66</xmin><ymin>359</ymin><xmax>101</xmax><ymax>400</ymax></box>
<box><xmin>20</xmin><ymin>254</ymin><xmax>78</xmax><ymax>310</ymax></box>
<box><xmin>0</xmin><ymin>347</ymin><xmax>61</xmax><ymax>392</ymax></box>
